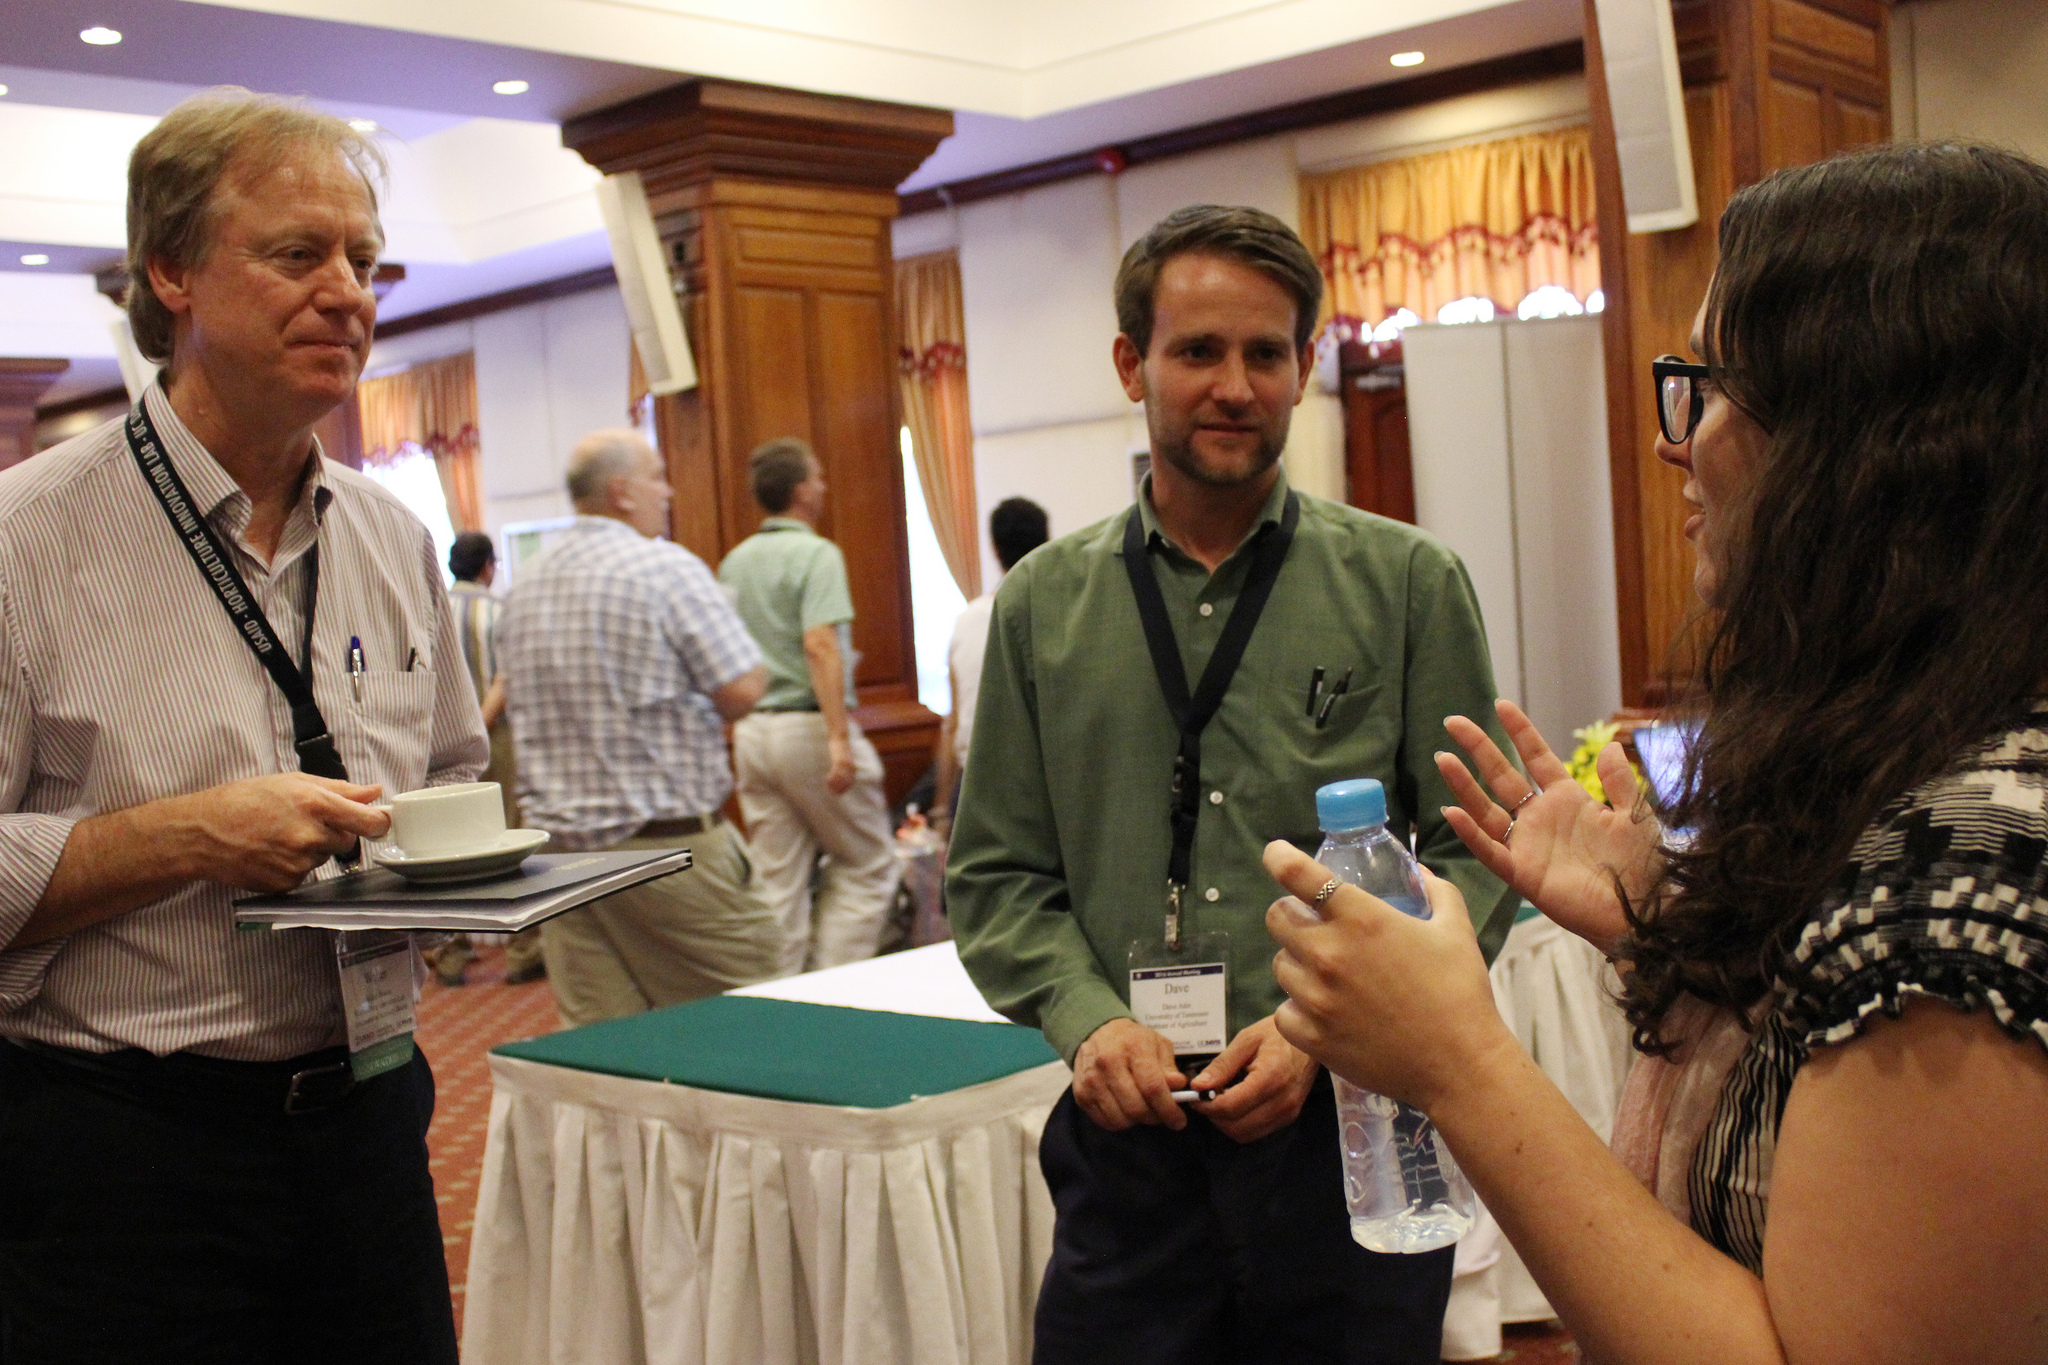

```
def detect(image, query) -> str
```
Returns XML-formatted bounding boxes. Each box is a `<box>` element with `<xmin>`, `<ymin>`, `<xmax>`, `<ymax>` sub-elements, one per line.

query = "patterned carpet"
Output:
<box><xmin>410</xmin><ymin>946</ymin><xmax>1582</xmax><ymax>1362</ymax></box>
<box><xmin>415</xmin><ymin>942</ymin><xmax>562</xmax><ymax>1338</ymax></box>
<box><xmin>1489</xmin><ymin>1322</ymin><xmax>1580</xmax><ymax>1363</ymax></box>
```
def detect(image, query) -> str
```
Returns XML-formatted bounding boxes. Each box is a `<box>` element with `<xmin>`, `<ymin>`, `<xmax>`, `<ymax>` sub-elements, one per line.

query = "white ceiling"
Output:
<box><xmin>3</xmin><ymin>0</ymin><xmax>1581</xmax><ymax>404</ymax></box>
<box><xmin>203</xmin><ymin>0</ymin><xmax>1544</xmax><ymax>119</ymax></box>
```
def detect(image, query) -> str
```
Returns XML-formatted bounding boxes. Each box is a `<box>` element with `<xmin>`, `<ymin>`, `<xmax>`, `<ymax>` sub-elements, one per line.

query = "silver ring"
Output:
<box><xmin>1312</xmin><ymin>877</ymin><xmax>1341</xmax><ymax>906</ymax></box>
<box><xmin>1510</xmin><ymin>789</ymin><xmax>1538</xmax><ymax>815</ymax></box>
<box><xmin>1502</xmin><ymin>817</ymin><xmax>1518</xmax><ymax>847</ymax></box>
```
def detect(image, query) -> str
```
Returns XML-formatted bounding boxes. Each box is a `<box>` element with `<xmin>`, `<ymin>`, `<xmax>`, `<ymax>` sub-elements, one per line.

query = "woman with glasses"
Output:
<box><xmin>1263</xmin><ymin>141</ymin><xmax>2048</xmax><ymax>1365</ymax></box>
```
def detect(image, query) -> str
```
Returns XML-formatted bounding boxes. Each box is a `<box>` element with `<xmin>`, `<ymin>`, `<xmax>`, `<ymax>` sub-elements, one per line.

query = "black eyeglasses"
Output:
<box><xmin>1651</xmin><ymin>356</ymin><xmax>1711</xmax><ymax>444</ymax></box>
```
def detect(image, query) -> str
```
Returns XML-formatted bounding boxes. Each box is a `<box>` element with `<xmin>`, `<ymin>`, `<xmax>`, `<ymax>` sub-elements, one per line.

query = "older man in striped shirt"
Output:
<box><xmin>500</xmin><ymin>429</ymin><xmax>782</xmax><ymax>1026</ymax></box>
<box><xmin>0</xmin><ymin>94</ymin><xmax>485</xmax><ymax>1360</ymax></box>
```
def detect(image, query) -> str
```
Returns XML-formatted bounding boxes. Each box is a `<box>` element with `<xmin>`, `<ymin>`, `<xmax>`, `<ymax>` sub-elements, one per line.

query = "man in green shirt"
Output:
<box><xmin>719</xmin><ymin>439</ymin><xmax>900</xmax><ymax>976</ymax></box>
<box><xmin>946</xmin><ymin>205</ymin><xmax>1517</xmax><ymax>1364</ymax></box>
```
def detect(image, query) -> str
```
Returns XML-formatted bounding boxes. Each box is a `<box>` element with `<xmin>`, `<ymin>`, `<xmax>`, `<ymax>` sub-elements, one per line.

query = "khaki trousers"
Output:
<box><xmin>732</xmin><ymin>711</ymin><xmax>902</xmax><ymax>977</ymax></box>
<box><xmin>539</xmin><ymin>821</ymin><xmax>781</xmax><ymax>1027</ymax></box>
<box><xmin>482</xmin><ymin>720</ymin><xmax>545</xmax><ymax>976</ymax></box>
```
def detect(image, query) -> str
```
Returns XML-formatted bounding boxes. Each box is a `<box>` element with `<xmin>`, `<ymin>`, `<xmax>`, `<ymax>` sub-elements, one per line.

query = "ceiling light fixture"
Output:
<box><xmin>0</xmin><ymin>86</ymin><xmax>10</xmax><ymax>97</ymax></box>
<box><xmin>1390</xmin><ymin>51</ymin><xmax>1425</xmax><ymax>67</ymax></box>
<box><xmin>20</xmin><ymin>254</ymin><xmax>50</xmax><ymax>266</ymax></box>
<box><xmin>492</xmin><ymin>79</ymin><xmax>529</xmax><ymax>95</ymax></box>
<box><xmin>79</xmin><ymin>26</ymin><xmax>123</xmax><ymax>45</ymax></box>
<box><xmin>348</xmin><ymin>118</ymin><xmax>378</xmax><ymax>132</ymax></box>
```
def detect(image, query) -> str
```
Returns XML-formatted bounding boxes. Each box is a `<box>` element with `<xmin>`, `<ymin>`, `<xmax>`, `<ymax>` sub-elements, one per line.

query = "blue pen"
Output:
<box><xmin>348</xmin><ymin>635</ymin><xmax>365</xmax><ymax>702</ymax></box>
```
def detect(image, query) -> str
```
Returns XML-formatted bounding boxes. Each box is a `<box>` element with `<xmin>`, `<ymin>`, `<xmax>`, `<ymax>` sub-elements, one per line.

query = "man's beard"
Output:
<box><xmin>1150</xmin><ymin>422</ymin><xmax>1288</xmax><ymax>489</ymax></box>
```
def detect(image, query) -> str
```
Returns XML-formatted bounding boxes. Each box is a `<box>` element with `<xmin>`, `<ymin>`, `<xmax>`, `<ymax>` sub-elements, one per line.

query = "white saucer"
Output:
<box><xmin>373</xmin><ymin>829</ymin><xmax>550</xmax><ymax>884</ymax></box>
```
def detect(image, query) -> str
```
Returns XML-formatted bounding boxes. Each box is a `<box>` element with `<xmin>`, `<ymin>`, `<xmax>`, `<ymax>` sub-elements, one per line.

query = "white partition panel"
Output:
<box><xmin>1404</xmin><ymin>320</ymin><xmax>1522</xmax><ymax>704</ymax></box>
<box><xmin>1503</xmin><ymin>316</ymin><xmax>1620</xmax><ymax>748</ymax></box>
<box><xmin>1404</xmin><ymin>316</ymin><xmax>1619</xmax><ymax>746</ymax></box>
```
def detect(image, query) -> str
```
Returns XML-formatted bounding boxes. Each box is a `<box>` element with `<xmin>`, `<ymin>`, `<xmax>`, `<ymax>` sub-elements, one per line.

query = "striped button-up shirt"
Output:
<box><xmin>0</xmin><ymin>386</ymin><xmax>488</xmax><ymax>1061</ymax></box>
<box><xmin>500</xmin><ymin>516</ymin><xmax>761</xmax><ymax>849</ymax></box>
<box><xmin>449</xmin><ymin>580</ymin><xmax>502</xmax><ymax>703</ymax></box>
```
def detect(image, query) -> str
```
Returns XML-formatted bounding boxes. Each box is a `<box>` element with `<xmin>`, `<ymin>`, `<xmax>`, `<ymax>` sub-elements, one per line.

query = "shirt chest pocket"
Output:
<box><xmin>340</xmin><ymin>669</ymin><xmax>436</xmax><ymax>796</ymax></box>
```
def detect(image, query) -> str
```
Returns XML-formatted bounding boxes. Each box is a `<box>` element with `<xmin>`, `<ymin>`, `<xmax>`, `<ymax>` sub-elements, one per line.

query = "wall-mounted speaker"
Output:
<box><xmin>1593</xmin><ymin>0</ymin><xmax>1699</xmax><ymax>233</ymax></box>
<box><xmin>595</xmin><ymin>170</ymin><xmax>698</xmax><ymax>394</ymax></box>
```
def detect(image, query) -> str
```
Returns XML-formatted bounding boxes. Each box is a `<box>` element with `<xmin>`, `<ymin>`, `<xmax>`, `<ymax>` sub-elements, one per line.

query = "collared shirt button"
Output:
<box><xmin>1198</xmin><ymin>602</ymin><xmax>1214</xmax><ymax>617</ymax></box>
<box><xmin>1204</xmin><ymin>887</ymin><xmax>1220</xmax><ymax>902</ymax></box>
<box><xmin>1209</xmin><ymin>790</ymin><xmax>1224</xmax><ymax>805</ymax></box>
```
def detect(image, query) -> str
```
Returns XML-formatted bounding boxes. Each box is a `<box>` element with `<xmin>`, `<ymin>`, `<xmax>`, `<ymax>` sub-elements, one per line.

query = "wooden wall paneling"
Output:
<box><xmin>564</xmin><ymin>82</ymin><xmax>951</xmax><ymax>803</ymax></box>
<box><xmin>1588</xmin><ymin>0</ymin><xmax>1888</xmax><ymax>707</ymax></box>
<box><xmin>814</xmin><ymin>288</ymin><xmax>915</xmax><ymax>699</ymax></box>
<box><xmin>1337</xmin><ymin>359</ymin><xmax>1416</xmax><ymax>524</ymax></box>
<box><xmin>1759</xmin><ymin>0</ymin><xmax>1890</xmax><ymax>170</ymax></box>
<box><xmin>0</xmin><ymin>360</ymin><xmax>70</xmax><ymax>472</ymax></box>
<box><xmin>1585</xmin><ymin>0</ymin><xmax>1653</xmax><ymax>705</ymax></box>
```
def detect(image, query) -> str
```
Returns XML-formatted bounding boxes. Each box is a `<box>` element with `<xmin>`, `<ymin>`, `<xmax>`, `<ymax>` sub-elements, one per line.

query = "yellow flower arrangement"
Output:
<box><xmin>1565</xmin><ymin>720</ymin><xmax>1647</xmax><ymax>807</ymax></box>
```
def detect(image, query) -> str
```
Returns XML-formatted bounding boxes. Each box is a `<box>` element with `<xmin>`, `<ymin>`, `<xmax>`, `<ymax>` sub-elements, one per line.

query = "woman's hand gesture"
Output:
<box><xmin>1437</xmin><ymin>699</ymin><xmax>1665</xmax><ymax>957</ymax></box>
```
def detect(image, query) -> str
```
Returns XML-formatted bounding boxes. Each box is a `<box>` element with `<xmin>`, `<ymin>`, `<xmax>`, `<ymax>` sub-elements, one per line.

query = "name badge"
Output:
<box><xmin>337</xmin><ymin>930</ymin><xmax>418</xmax><ymax>1081</ymax></box>
<box><xmin>1129</xmin><ymin>958</ymin><xmax>1228</xmax><ymax>1055</ymax></box>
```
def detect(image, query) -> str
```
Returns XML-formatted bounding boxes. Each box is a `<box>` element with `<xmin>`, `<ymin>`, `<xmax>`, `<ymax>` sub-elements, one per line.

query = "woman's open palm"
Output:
<box><xmin>1437</xmin><ymin>700</ymin><xmax>1665</xmax><ymax>956</ymax></box>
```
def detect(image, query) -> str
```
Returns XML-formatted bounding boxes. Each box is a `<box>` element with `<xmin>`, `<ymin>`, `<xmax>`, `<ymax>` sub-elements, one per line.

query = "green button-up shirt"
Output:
<box><xmin>946</xmin><ymin>473</ymin><xmax>1518</xmax><ymax>1065</ymax></box>
<box><xmin>717</xmin><ymin>517</ymin><xmax>858</xmax><ymax>712</ymax></box>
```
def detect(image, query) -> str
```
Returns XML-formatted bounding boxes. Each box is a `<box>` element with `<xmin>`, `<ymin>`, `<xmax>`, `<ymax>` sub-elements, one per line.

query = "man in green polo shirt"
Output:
<box><xmin>946</xmin><ymin>205</ymin><xmax>1517</xmax><ymax>1364</ymax></box>
<box><xmin>719</xmin><ymin>439</ymin><xmax>900</xmax><ymax>977</ymax></box>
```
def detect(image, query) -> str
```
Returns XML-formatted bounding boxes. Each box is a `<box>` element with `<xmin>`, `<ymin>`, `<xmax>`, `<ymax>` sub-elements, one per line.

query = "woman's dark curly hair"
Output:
<box><xmin>1619</xmin><ymin>142</ymin><xmax>2048</xmax><ymax>1051</ymax></box>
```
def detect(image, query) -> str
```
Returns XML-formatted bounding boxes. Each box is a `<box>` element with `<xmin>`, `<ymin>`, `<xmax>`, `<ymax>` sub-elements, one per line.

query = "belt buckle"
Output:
<box><xmin>284</xmin><ymin>1059</ymin><xmax>356</xmax><ymax>1116</ymax></box>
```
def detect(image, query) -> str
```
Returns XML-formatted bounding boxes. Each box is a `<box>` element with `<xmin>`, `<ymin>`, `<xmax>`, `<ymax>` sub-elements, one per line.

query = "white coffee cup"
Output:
<box><xmin>384</xmin><ymin>782</ymin><xmax>507</xmax><ymax>858</ymax></box>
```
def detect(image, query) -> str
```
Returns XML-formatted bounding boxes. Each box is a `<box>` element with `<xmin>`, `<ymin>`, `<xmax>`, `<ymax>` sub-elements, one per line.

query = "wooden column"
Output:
<box><xmin>1587</xmin><ymin>0</ymin><xmax>1889</xmax><ymax>705</ymax></box>
<box><xmin>564</xmin><ymin>81</ymin><xmax>954</xmax><ymax>801</ymax></box>
<box><xmin>0</xmin><ymin>359</ymin><xmax>72</xmax><ymax>472</ymax></box>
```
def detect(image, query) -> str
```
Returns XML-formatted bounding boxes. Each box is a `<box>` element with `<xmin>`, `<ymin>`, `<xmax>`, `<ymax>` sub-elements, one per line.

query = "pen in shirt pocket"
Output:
<box><xmin>348</xmin><ymin>635</ymin><xmax>365</xmax><ymax>702</ymax></box>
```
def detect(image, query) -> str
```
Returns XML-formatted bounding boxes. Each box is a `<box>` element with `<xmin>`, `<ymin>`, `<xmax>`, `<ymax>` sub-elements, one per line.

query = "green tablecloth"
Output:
<box><xmin>494</xmin><ymin>993</ymin><xmax>1060</xmax><ymax>1109</ymax></box>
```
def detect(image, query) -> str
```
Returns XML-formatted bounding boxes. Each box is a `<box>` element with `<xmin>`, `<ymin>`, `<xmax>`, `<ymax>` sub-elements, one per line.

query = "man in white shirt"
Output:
<box><xmin>0</xmin><ymin>92</ymin><xmax>485</xmax><ymax>1360</ymax></box>
<box><xmin>931</xmin><ymin>497</ymin><xmax>1048</xmax><ymax>838</ymax></box>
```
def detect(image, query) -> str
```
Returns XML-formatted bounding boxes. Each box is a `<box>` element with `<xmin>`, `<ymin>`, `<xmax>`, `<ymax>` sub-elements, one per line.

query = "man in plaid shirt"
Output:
<box><xmin>500</xmin><ymin>429</ymin><xmax>781</xmax><ymax>1024</ymax></box>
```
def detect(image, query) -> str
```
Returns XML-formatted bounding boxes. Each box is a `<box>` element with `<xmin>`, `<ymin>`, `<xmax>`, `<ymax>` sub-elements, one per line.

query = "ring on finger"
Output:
<box><xmin>1500</xmin><ymin>788</ymin><xmax>1536</xmax><ymax>844</ymax></box>
<box><xmin>1312</xmin><ymin>877</ymin><xmax>1342</xmax><ymax>907</ymax></box>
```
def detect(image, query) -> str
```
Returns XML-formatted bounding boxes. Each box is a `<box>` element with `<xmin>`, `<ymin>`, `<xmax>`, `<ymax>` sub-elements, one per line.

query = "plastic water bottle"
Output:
<box><xmin>1311</xmin><ymin>778</ymin><xmax>1476</xmax><ymax>1254</ymax></box>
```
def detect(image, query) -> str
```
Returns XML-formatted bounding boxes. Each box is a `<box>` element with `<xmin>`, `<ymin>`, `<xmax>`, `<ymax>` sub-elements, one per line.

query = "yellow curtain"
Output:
<box><xmin>355</xmin><ymin>352</ymin><xmax>483</xmax><ymax>530</ymax></box>
<box><xmin>1300</xmin><ymin>125</ymin><xmax>1601</xmax><ymax>337</ymax></box>
<box><xmin>894</xmin><ymin>251</ymin><xmax>981</xmax><ymax>600</ymax></box>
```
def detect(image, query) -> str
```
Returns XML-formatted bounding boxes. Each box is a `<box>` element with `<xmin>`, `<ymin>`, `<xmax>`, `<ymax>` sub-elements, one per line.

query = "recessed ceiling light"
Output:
<box><xmin>348</xmin><ymin>118</ymin><xmax>378</xmax><ymax>132</ymax></box>
<box><xmin>80</xmin><ymin>26</ymin><xmax>123</xmax><ymax>45</ymax></box>
<box><xmin>1390</xmin><ymin>51</ymin><xmax>1425</xmax><ymax>67</ymax></box>
<box><xmin>0</xmin><ymin>85</ymin><xmax>10</xmax><ymax>98</ymax></box>
<box><xmin>492</xmin><ymin>79</ymin><xmax>529</xmax><ymax>95</ymax></box>
<box><xmin>20</xmin><ymin>254</ymin><xmax>50</xmax><ymax>266</ymax></box>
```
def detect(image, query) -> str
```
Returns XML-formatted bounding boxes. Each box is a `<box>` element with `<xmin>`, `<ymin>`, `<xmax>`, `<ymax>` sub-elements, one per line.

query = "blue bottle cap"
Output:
<box><xmin>1316</xmin><ymin>778</ymin><xmax>1386</xmax><ymax>832</ymax></box>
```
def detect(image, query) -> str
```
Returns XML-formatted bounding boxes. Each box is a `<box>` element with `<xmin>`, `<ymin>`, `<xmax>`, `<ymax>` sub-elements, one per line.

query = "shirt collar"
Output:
<box><xmin>572</xmin><ymin>513</ymin><xmax>640</xmax><ymax>539</ymax></box>
<box><xmin>759</xmin><ymin>516</ymin><xmax>811</xmax><ymax>534</ymax></box>
<box><xmin>140</xmin><ymin>382</ymin><xmax>334</xmax><ymax>536</ymax></box>
<box><xmin>1134</xmin><ymin>467</ymin><xmax>1293</xmax><ymax>567</ymax></box>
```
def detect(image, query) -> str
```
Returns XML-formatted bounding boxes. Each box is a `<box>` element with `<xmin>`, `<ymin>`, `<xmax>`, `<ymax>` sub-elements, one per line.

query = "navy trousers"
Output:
<box><xmin>0</xmin><ymin>1041</ymin><xmax>457</xmax><ymax>1365</ymax></box>
<box><xmin>1033</xmin><ymin>1072</ymin><xmax>1453</xmax><ymax>1365</ymax></box>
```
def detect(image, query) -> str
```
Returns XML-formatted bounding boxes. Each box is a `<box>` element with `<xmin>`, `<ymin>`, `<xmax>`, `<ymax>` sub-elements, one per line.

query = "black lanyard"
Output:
<box><xmin>124</xmin><ymin>399</ymin><xmax>350</xmax><ymax>786</ymax></box>
<box><xmin>1121</xmin><ymin>489</ymin><xmax>1298</xmax><ymax>950</ymax></box>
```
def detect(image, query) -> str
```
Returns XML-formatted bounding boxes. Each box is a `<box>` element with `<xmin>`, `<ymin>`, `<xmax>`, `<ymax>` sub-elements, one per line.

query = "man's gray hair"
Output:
<box><xmin>126</xmin><ymin>88</ymin><xmax>388</xmax><ymax>363</ymax></box>
<box><xmin>566</xmin><ymin>429</ymin><xmax>653</xmax><ymax>509</ymax></box>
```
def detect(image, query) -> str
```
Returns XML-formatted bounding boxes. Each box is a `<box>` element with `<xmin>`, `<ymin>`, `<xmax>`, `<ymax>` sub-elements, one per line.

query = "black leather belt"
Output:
<box><xmin>637</xmin><ymin>812</ymin><xmax>722</xmax><ymax>839</ymax></box>
<box><xmin>11</xmin><ymin>1038</ymin><xmax>362</xmax><ymax>1117</ymax></box>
